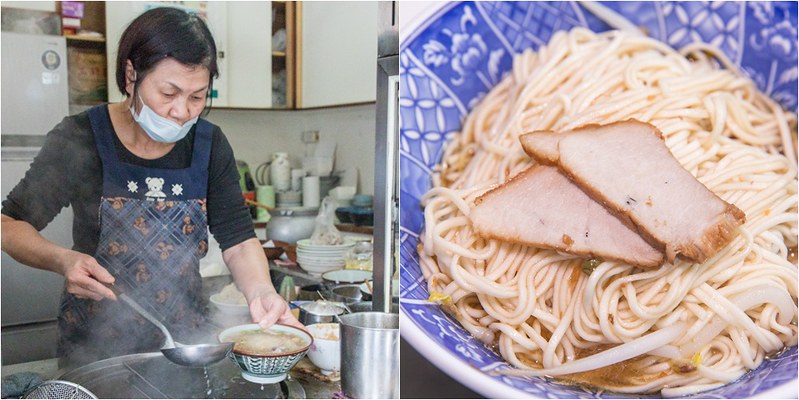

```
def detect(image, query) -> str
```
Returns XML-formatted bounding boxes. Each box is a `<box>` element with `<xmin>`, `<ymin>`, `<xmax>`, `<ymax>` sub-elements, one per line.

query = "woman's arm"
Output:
<box><xmin>1</xmin><ymin>214</ymin><xmax>116</xmax><ymax>300</ymax></box>
<box><xmin>1</xmin><ymin>116</ymin><xmax>116</xmax><ymax>301</ymax></box>
<box><xmin>223</xmin><ymin>237</ymin><xmax>302</xmax><ymax>328</ymax></box>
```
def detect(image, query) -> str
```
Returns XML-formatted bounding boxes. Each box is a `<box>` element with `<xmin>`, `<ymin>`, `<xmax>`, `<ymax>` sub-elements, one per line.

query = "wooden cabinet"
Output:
<box><xmin>57</xmin><ymin>1</ymin><xmax>108</xmax><ymax>113</ymax></box>
<box><xmin>296</xmin><ymin>1</ymin><xmax>377</xmax><ymax>108</ymax></box>
<box><xmin>270</xmin><ymin>1</ymin><xmax>296</xmax><ymax>108</ymax></box>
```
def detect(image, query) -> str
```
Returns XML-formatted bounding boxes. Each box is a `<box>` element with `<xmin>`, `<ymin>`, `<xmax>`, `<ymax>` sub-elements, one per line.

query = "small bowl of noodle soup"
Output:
<box><xmin>400</xmin><ymin>1</ymin><xmax>797</xmax><ymax>399</ymax></box>
<box><xmin>219</xmin><ymin>324</ymin><xmax>313</xmax><ymax>384</ymax></box>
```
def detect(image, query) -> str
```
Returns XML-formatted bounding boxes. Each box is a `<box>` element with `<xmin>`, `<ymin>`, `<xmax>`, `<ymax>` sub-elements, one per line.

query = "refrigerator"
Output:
<box><xmin>1</xmin><ymin>32</ymin><xmax>72</xmax><ymax>365</ymax></box>
<box><xmin>2</xmin><ymin>32</ymin><xmax>69</xmax><ymax>140</ymax></box>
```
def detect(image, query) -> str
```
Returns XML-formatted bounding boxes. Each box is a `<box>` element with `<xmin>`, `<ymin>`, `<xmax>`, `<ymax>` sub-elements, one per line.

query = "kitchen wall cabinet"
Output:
<box><xmin>296</xmin><ymin>1</ymin><xmax>377</xmax><ymax>108</ymax></box>
<box><xmin>224</xmin><ymin>2</ymin><xmax>273</xmax><ymax>108</ymax></box>
<box><xmin>83</xmin><ymin>1</ymin><xmax>376</xmax><ymax>110</ymax></box>
<box><xmin>104</xmin><ymin>1</ymin><xmax>296</xmax><ymax>109</ymax></box>
<box><xmin>105</xmin><ymin>2</ymin><xmax>231</xmax><ymax>105</ymax></box>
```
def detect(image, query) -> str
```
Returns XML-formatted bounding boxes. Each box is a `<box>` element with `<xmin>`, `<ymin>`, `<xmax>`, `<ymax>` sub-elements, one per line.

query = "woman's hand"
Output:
<box><xmin>248</xmin><ymin>288</ymin><xmax>304</xmax><ymax>329</ymax></box>
<box><xmin>223</xmin><ymin>238</ymin><xmax>305</xmax><ymax>329</ymax></box>
<box><xmin>1</xmin><ymin>215</ymin><xmax>115</xmax><ymax>301</ymax></box>
<box><xmin>60</xmin><ymin>251</ymin><xmax>117</xmax><ymax>301</ymax></box>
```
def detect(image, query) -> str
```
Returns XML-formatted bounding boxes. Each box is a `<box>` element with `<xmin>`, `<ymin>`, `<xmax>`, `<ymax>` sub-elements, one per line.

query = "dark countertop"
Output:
<box><xmin>400</xmin><ymin>338</ymin><xmax>482</xmax><ymax>399</ymax></box>
<box><xmin>2</xmin><ymin>274</ymin><xmax>341</xmax><ymax>399</ymax></box>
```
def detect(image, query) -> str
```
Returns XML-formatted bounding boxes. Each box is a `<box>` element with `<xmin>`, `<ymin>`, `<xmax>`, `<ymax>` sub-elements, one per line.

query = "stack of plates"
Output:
<box><xmin>296</xmin><ymin>239</ymin><xmax>355</xmax><ymax>275</ymax></box>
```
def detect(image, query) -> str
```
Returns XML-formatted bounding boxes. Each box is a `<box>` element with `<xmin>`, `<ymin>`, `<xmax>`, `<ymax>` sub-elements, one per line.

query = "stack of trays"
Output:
<box><xmin>296</xmin><ymin>239</ymin><xmax>355</xmax><ymax>275</ymax></box>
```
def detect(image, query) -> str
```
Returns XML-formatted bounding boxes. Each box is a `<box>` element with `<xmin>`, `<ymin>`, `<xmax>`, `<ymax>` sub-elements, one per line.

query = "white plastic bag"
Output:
<box><xmin>310</xmin><ymin>197</ymin><xmax>343</xmax><ymax>245</ymax></box>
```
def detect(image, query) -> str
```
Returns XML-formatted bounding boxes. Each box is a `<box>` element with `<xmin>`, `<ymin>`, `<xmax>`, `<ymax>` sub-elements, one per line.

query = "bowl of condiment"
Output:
<box><xmin>210</xmin><ymin>283</ymin><xmax>249</xmax><ymax>316</ymax></box>
<box><xmin>219</xmin><ymin>324</ymin><xmax>313</xmax><ymax>384</ymax></box>
<box><xmin>305</xmin><ymin>323</ymin><xmax>341</xmax><ymax>375</ymax></box>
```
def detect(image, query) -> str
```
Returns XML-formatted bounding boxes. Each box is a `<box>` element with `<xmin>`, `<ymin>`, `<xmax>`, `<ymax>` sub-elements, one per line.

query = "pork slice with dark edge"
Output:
<box><xmin>470</xmin><ymin>165</ymin><xmax>664</xmax><ymax>268</ymax></box>
<box><xmin>520</xmin><ymin>120</ymin><xmax>746</xmax><ymax>264</ymax></box>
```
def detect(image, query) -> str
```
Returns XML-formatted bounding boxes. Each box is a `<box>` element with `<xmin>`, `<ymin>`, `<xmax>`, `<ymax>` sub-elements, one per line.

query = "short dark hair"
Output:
<box><xmin>115</xmin><ymin>7</ymin><xmax>219</xmax><ymax>99</ymax></box>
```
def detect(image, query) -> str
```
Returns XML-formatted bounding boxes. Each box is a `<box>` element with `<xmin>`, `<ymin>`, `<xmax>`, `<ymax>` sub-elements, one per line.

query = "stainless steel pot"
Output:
<box><xmin>297</xmin><ymin>302</ymin><xmax>346</xmax><ymax>325</ymax></box>
<box><xmin>348</xmin><ymin>301</ymin><xmax>398</xmax><ymax>314</ymax></box>
<box><xmin>339</xmin><ymin>312</ymin><xmax>399</xmax><ymax>399</ymax></box>
<box><xmin>297</xmin><ymin>284</ymin><xmax>327</xmax><ymax>301</ymax></box>
<box><xmin>265</xmin><ymin>207</ymin><xmax>318</xmax><ymax>244</ymax></box>
<box><xmin>330</xmin><ymin>285</ymin><xmax>362</xmax><ymax>305</ymax></box>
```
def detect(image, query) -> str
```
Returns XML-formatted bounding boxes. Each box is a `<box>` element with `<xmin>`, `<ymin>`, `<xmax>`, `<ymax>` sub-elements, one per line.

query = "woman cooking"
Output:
<box><xmin>0</xmin><ymin>8</ymin><xmax>300</xmax><ymax>368</ymax></box>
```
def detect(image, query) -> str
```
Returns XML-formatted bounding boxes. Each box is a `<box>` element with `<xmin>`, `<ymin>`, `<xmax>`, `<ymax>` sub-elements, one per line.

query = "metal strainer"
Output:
<box><xmin>23</xmin><ymin>380</ymin><xmax>96</xmax><ymax>399</ymax></box>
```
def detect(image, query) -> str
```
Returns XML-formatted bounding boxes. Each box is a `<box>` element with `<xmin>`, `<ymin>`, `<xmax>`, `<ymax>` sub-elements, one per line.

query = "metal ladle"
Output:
<box><xmin>316</xmin><ymin>290</ymin><xmax>351</xmax><ymax>323</ymax></box>
<box><xmin>113</xmin><ymin>290</ymin><xmax>234</xmax><ymax>367</ymax></box>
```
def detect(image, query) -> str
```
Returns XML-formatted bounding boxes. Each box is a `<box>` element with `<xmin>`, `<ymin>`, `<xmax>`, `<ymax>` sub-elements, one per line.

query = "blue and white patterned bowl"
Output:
<box><xmin>399</xmin><ymin>1</ymin><xmax>798</xmax><ymax>398</ymax></box>
<box><xmin>218</xmin><ymin>324</ymin><xmax>312</xmax><ymax>384</ymax></box>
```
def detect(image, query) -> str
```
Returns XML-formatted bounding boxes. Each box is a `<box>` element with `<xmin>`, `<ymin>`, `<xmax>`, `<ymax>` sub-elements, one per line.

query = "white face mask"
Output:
<box><xmin>130</xmin><ymin>95</ymin><xmax>198</xmax><ymax>143</ymax></box>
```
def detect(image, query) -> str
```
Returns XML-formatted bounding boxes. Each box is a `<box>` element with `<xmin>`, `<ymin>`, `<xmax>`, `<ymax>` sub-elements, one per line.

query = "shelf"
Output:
<box><xmin>65</xmin><ymin>35</ymin><xmax>106</xmax><ymax>43</ymax></box>
<box><xmin>272</xmin><ymin>51</ymin><xmax>287</xmax><ymax>57</ymax></box>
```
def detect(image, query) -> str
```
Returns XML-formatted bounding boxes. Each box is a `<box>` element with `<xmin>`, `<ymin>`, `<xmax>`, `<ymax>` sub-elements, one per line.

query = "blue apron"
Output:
<box><xmin>57</xmin><ymin>105</ymin><xmax>212</xmax><ymax>367</ymax></box>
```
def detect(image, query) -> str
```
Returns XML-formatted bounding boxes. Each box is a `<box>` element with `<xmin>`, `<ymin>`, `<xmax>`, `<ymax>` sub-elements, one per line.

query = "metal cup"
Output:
<box><xmin>339</xmin><ymin>312</ymin><xmax>399</xmax><ymax>399</ymax></box>
<box><xmin>297</xmin><ymin>302</ymin><xmax>347</xmax><ymax>325</ymax></box>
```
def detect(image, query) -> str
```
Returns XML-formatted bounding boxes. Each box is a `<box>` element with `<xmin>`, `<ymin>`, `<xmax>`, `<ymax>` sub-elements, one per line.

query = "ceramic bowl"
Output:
<box><xmin>209</xmin><ymin>293</ymin><xmax>249</xmax><ymax>317</ymax></box>
<box><xmin>305</xmin><ymin>323</ymin><xmax>341</xmax><ymax>375</ymax></box>
<box><xmin>218</xmin><ymin>324</ymin><xmax>312</xmax><ymax>384</ymax></box>
<box><xmin>296</xmin><ymin>257</ymin><xmax>344</xmax><ymax>276</ymax></box>
<box><xmin>335</xmin><ymin>207</ymin><xmax>353</xmax><ymax>223</ymax></box>
<box><xmin>400</xmin><ymin>1</ymin><xmax>798</xmax><ymax>398</ymax></box>
<box><xmin>321</xmin><ymin>269</ymin><xmax>373</xmax><ymax>286</ymax></box>
<box><xmin>349</xmin><ymin>207</ymin><xmax>374</xmax><ymax>226</ymax></box>
<box><xmin>261</xmin><ymin>239</ymin><xmax>289</xmax><ymax>260</ymax></box>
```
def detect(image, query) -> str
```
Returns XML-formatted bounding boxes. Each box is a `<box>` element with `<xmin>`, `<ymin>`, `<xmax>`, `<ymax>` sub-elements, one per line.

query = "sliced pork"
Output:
<box><xmin>520</xmin><ymin>120</ymin><xmax>746</xmax><ymax>264</ymax></box>
<box><xmin>470</xmin><ymin>165</ymin><xmax>664</xmax><ymax>267</ymax></box>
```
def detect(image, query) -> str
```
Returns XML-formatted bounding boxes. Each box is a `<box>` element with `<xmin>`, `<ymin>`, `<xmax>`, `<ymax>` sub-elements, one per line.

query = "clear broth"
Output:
<box><xmin>227</xmin><ymin>329</ymin><xmax>307</xmax><ymax>356</ymax></box>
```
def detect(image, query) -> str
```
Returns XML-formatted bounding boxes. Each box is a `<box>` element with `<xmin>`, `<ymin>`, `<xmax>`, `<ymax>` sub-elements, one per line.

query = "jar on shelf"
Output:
<box><xmin>345</xmin><ymin>240</ymin><xmax>373</xmax><ymax>271</ymax></box>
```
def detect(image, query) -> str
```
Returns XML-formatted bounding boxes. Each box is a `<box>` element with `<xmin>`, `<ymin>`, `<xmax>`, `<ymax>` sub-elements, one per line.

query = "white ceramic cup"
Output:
<box><xmin>302</xmin><ymin>176</ymin><xmax>320</xmax><ymax>208</ymax></box>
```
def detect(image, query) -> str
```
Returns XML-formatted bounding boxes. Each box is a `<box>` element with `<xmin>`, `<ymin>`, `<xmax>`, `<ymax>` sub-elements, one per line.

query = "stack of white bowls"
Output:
<box><xmin>296</xmin><ymin>239</ymin><xmax>355</xmax><ymax>275</ymax></box>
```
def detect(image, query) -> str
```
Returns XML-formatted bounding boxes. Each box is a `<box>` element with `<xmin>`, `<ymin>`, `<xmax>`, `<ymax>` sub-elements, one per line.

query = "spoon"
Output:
<box><xmin>112</xmin><ymin>288</ymin><xmax>234</xmax><ymax>367</ymax></box>
<box><xmin>316</xmin><ymin>290</ymin><xmax>352</xmax><ymax>313</ymax></box>
<box><xmin>316</xmin><ymin>290</ymin><xmax>350</xmax><ymax>323</ymax></box>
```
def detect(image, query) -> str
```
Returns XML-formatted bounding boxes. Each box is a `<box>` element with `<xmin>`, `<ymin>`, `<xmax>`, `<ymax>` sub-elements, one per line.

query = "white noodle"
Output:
<box><xmin>418</xmin><ymin>29</ymin><xmax>798</xmax><ymax>395</ymax></box>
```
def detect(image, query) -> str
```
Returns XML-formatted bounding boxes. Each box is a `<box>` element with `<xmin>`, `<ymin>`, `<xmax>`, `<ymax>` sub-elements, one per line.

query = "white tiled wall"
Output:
<box><xmin>204</xmin><ymin>103</ymin><xmax>376</xmax><ymax>195</ymax></box>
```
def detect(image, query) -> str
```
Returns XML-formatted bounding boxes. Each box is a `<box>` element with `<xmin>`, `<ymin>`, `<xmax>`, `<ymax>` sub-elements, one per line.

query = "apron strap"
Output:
<box><xmin>88</xmin><ymin>105</ymin><xmax>119</xmax><ymax>168</ymax></box>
